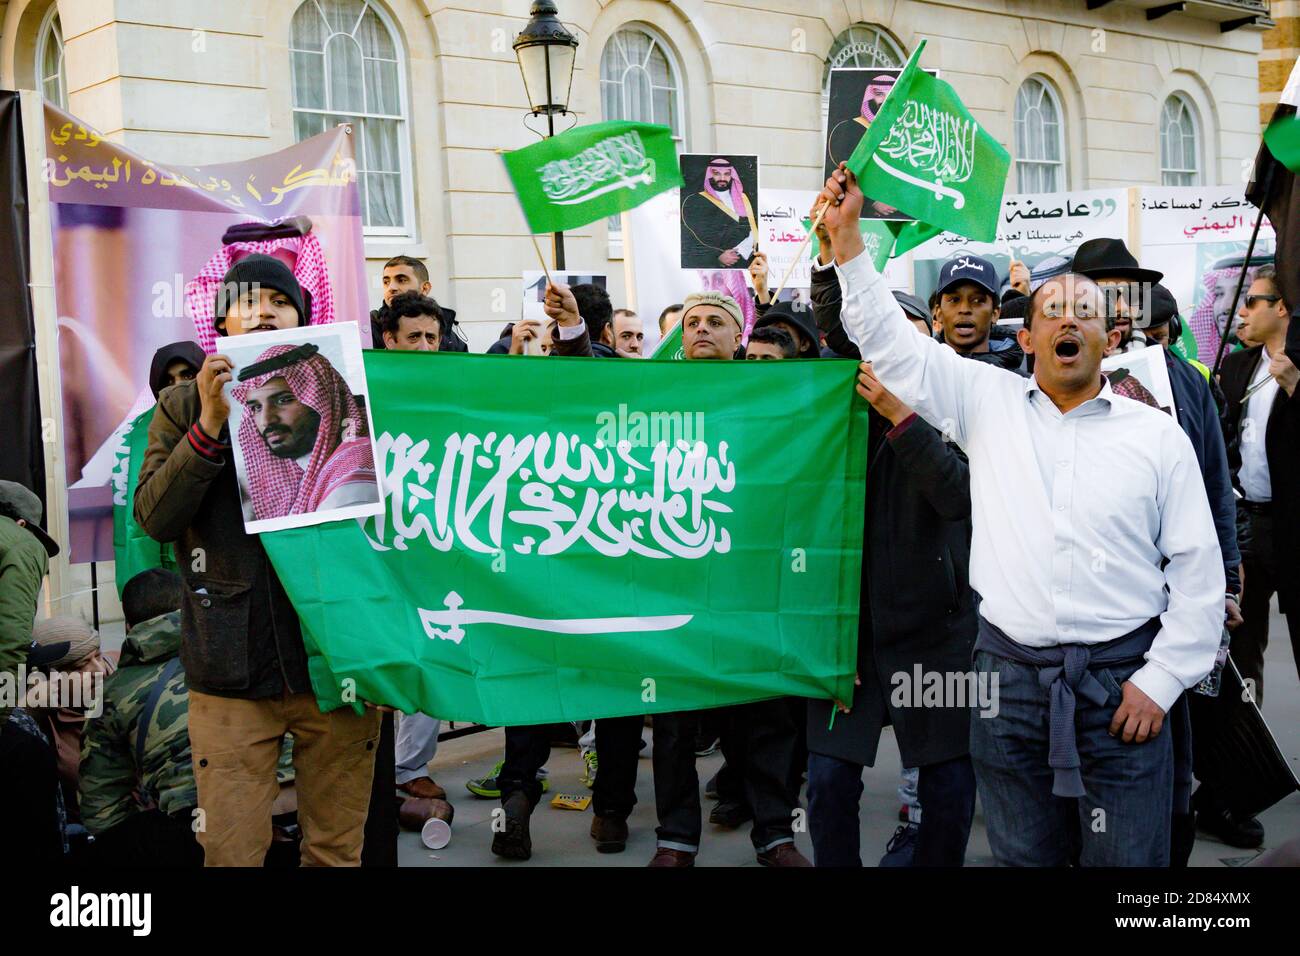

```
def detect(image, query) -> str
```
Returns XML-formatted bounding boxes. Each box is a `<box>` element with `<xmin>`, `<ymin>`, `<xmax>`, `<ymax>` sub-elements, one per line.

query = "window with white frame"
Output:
<box><xmin>1160</xmin><ymin>94</ymin><xmax>1201</xmax><ymax>186</ymax></box>
<box><xmin>821</xmin><ymin>23</ymin><xmax>906</xmax><ymax>127</ymax></box>
<box><xmin>37</xmin><ymin>7</ymin><xmax>67</xmax><ymax>108</ymax></box>
<box><xmin>600</xmin><ymin>26</ymin><xmax>685</xmax><ymax>238</ymax></box>
<box><xmin>290</xmin><ymin>0</ymin><xmax>412</xmax><ymax>234</ymax></box>
<box><xmin>1014</xmin><ymin>76</ymin><xmax>1067</xmax><ymax>193</ymax></box>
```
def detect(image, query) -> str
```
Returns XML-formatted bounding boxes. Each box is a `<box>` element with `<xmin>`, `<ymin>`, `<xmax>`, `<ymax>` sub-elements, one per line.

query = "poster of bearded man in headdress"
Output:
<box><xmin>679</xmin><ymin>154</ymin><xmax>760</xmax><ymax>270</ymax></box>
<box><xmin>223</xmin><ymin>322</ymin><xmax>383</xmax><ymax>534</ymax></box>
<box><xmin>825</xmin><ymin>68</ymin><xmax>934</xmax><ymax>221</ymax></box>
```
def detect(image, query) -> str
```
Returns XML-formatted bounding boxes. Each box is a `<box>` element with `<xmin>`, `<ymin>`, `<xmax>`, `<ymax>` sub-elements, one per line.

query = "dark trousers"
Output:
<box><xmin>1234</xmin><ymin>506</ymin><xmax>1299</xmax><ymax>705</ymax></box>
<box><xmin>362</xmin><ymin>711</ymin><xmax>399</xmax><ymax>867</ymax></box>
<box><xmin>0</xmin><ymin>714</ymin><xmax>63</xmax><ymax>864</ymax></box>
<box><xmin>654</xmin><ymin>699</ymin><xmax>799</xmax><ymax>853</ymax></box>
<box><xmin>807</xmin><ymin>752</ymin><xmax>975</xmax><ymax>866</ymax></box>
<box><xmin>90</xmin><ymin>809</ymin><xmax>205</xmax><ymax>867</ymax></box>
<box><xmin>500</xmin><ymin>716</ymin><xmax>641</xmax><ymax>818</ymax></box>
<box><xmin>714</xmin><ymin>698</ymin><xmax>807</xmax><ymax>809</ymax></box>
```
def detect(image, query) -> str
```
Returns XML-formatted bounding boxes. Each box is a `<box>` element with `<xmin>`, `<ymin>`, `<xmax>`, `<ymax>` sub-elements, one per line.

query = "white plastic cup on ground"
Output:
<box><xmin>421</xmin><ymin>816</ymin><xmax>452</xmax><ymax>850</ymax></box>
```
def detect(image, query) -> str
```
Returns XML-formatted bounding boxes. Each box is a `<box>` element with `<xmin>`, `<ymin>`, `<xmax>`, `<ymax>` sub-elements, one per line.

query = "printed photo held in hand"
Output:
<box><xmin>221</xmin><ymin>322</ymin><xmax>382</xmax><ymax>533</ymax></box>
<box><xmin>824</xmin><ymin>68</ymin><xmax>934</xmax><ymax>221</ymax></box>
<box><xmin>1101</xmin><ymin>344</ymin><xmax>1178</xmax><ymax>421</ymax></box>
<box><xmin>679</xmin><ymin>154</ymin><xmax>759</xmax><ymax>270</ymax></box>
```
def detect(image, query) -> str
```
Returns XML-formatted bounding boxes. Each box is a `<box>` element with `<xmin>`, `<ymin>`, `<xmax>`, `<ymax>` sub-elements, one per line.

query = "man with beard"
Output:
<box><xmin>370</xmin><ymin>255</ymin><xmax>466</xmax><ymax>352</ymax></box>
<box><xmin>1072</xmin><ymin>238</ymin><xmax>1156</xmax><ymax>354</ymax></box>
<box><xmin>820</xmin><ymin>164</ymin><xmax>1223</xmax><ymax>866</ymax></box>
<box><xmin>648</xmin><ymin>291</ymin><xmax>811</xmax><ymax>868</ymax></box>
<box><xmin>135</xmin><ymin>256</ymin><xmax>380</xmax><ymax>865</ymax></box>
<box><xmin>680</xmin><ymin>159</ymin><xmax>758</xmax><ymax>270</ymax></box>
<box><xmin>231</xmin><ymin>344</ymin><xmax>377</xmax><ymax>520</ymax></box>
<box><xmin>826</xmin><ymin>73</ymin><xmax>900</xmax><ymax>218</ymax></box>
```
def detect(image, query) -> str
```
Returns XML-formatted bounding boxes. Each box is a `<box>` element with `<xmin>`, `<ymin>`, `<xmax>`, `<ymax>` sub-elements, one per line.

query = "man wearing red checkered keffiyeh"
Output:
<box><xmin>231</xmin><ymin>344</ymin><xmax>375</xmax><ymax>521</ymax></box>
<box><xmin>186</xmin><ymin>227</ymin><xmax>336</xmax><ymax>355</ymax></box>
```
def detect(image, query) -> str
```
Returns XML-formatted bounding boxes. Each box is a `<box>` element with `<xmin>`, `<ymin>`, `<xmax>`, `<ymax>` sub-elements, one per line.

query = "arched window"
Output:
<box><xmin>600</xmin><ymin>27</ymin><xmax>684</xmax><ymax>145</ymax></box>
<box><xmin>821</xmin><ymin>24</ymin><xmax>906</xmax><ymax>125</ymax></box>
<box><xmin>37</xmin><ymin>7</ymin><xmax>67</xmax><ymax>108</ymax></box>
<box><xmin>1160</xmin><ymin>94</ymin><xmax>1201</xmax><ymax>186</ymax></box>
<box><xmin>1014</xmin><ymin>76</ymin><xmax>1067</xmax><ymax>193</ymax></box>
<box><xmin>290</xmin><ymin>0</ymin><xmax>411</xmax><ymax>233</ymax></box>
<box><xmin>600</xmin><ymin>26</ymin><xmax>685</xmax><ymax>237</ymax></box>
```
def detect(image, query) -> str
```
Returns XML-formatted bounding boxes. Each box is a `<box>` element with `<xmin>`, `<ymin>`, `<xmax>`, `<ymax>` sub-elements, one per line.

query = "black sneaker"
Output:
<box><xmin>491</xmin><ymin>791</ymin><xmax>534</xmax><ymax>860</ymax></box>
<box><xmin>879</xmin><ymin>824</ymin><xmax>918</xmax><ymax>867</ymax></box>
<box><xmin>1196</xmin><ymin>806</ymin><xmax>1265</xmax><ymax>849</ymax></box>
<box><xmin>708</xmin><ymin>799</ymin><xmax>753</xmax><ymax>829</ymax></box>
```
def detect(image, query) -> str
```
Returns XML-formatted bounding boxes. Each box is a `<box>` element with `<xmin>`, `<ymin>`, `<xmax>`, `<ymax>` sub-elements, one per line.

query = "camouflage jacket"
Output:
<box><xmin>80</xmin><ymin>612</ymin><xmax>297</xmax><ymax>836</ymax></box>
<box><xmin>79</xmin><ymin>612</ymin><xmax>194</xmax><ymax>834</ymax></box>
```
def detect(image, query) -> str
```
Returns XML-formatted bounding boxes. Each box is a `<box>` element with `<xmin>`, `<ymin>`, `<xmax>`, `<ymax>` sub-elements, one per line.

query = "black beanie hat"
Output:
<box><xmin>753</xmin><ymin>301</ymin><xmax>820</xmax><ymax>357</ymax></box>
<box><xmin>214</xmin><ymin>254</ymin><xmax>309</xmax><ymax>335</ymax></box>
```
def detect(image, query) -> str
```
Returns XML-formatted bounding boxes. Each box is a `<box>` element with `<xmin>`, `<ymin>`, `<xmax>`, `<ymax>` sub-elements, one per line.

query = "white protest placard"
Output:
<box><xmin>911</xmin><ymin>188</ymin><xmax>1130</xmax><ymax>297</ymax></box>
<box><xmin>1137</xmin><ymin>185</ymin><xmax>1276</xmax><ymax>363</ymax></box>
<box><xmin>1102</xmin><ymin>345</ymin><xmax>1177</xmax><ymax>424</ymax></box>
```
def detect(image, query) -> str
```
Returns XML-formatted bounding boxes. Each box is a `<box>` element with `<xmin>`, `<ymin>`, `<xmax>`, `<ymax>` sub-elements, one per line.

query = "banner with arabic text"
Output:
<box><xmin>263</xmin><ymin>351</ymin><xmax>868</xmax><ymax>725</ymax></box>
<box><xmin>1138</xmin><ymin>185</ymin><xmax>1275</xmax><ymax>363</ymax></box>
<box><xmin>45</xmin><ymin>103</ymin><xmax>369</xmax><ymax>561</ymax></box>
<box><xmin>911</xmin><ymin>187</ymin><xmax>1129</xmax><ymax>297</ymax></box>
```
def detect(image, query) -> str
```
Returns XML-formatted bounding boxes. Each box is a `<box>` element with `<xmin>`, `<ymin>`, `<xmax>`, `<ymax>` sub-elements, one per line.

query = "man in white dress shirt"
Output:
<box><xmin>817</xmin><ymin>164</ymin><xmax>1224</xmax><ymax>866</ymax></box>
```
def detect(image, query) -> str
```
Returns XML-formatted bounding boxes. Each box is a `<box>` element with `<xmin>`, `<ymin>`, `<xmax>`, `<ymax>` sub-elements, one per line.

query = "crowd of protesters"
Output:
<box><xmin>1</xmin><ymin>164</ymin><xmax>1297</xmax><ymax>868</ymax></box>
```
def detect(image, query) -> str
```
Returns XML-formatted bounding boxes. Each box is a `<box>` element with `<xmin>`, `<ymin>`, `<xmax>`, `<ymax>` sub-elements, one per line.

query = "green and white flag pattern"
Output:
<box><xmin>263</xmin><ymin>351</ymin><xmax>867</xmax><ymax>726</ymax></box>
<box><xmin>846</xmin><ymin>40</ymin><xmax>1010</xmax><ymax>243</ymax></box>
<box><xmin>502</xmin><ymin>121</ymin><xmax>683</xmax><ymax>233</ymax></box>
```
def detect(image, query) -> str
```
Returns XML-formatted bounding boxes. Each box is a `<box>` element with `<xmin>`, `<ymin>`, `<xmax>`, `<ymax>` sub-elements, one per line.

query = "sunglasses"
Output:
<box><xmin>1245</xmin><ymin>294</ymin><xmax>1281</xmax><ymax>308</ymax></box>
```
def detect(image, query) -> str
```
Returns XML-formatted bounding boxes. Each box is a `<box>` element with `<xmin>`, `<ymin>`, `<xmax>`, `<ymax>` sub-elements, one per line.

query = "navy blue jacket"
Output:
<box><xmin>1163</xmin><ymin>348</ymin><xmax>1240</xmax><ymax>593</ymax></box>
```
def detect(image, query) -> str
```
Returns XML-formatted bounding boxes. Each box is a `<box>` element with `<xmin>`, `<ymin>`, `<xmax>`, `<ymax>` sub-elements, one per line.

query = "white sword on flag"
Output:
<box><xmin>419</xmin><ymin>591</ymin><xmax>694</xmax><ymax>646</ymax></box>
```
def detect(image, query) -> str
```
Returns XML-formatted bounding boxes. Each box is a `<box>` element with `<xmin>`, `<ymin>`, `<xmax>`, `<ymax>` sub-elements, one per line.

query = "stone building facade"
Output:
<box><xmin>1</xmin><ymin>0</ymin><xmax>1272</xmax><ymax>349</ymax></box>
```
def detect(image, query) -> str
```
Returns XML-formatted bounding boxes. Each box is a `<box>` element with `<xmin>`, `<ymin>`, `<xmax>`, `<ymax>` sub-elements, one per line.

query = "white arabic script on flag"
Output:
<box><xmin>537</xmin><ymin>132</ymin><xmax>656</xmax><ymax>205</ymax></box>
<box><xmin>362</xmin><ymin>430</ymin><xmax>735</xmax><ymax>559</ymax></box>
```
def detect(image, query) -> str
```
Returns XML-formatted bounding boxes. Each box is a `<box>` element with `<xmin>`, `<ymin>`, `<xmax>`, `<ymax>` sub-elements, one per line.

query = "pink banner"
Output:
<box><xmin>45</xmin><ymin>104</ymin><xmax>370</xmax><ymax>562</ymax></box>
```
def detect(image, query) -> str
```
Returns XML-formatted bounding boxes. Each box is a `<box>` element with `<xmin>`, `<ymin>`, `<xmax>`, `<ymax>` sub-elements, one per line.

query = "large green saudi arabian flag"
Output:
<box><xmin>503</xmin><ymin>120</ymin><xmax>683</xmax><ymax>233</ymax></box>
<box><xmin>262</xmin><ymin>352</ymin><xmax>868</xmax><ymax>726</ymax></box>
<box><xmin>846</xmin><ymin>40</ymin><xmax>1009</xmax><ymax>243</ymax></box>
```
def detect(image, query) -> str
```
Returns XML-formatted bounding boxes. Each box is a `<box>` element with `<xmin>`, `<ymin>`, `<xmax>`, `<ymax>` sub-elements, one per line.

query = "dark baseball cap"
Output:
<box><xmin>0</xmin><ymin>480</ymin><xmax>59</xmax><ymax>557</ymax></box>
<box><xmin>892</xmin><ymin>291</ymin><xmax>930</xmax><ymax>322</ymax></box>
<box><xmin>1146</xmin><ymin>283</ymin><xmax>1179</xmax><ymax>328</ymax></box>
<box><xmin>936</xmin><ymin>254</ymin><xmax>998</xmax><ymax>299</ymax></box>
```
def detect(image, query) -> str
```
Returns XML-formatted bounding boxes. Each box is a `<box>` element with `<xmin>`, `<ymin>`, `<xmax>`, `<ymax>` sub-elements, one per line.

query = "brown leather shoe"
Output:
<box><xmin>397</xmin><ymin>777</ymin><xmax>447</xmax><ymax>800</ymax></box>
<box><xmin>590</xmin><ymin>815</ymin><xmax>629</xmax><ymax>853</ymax></box>
<box><xmin>756</xmin><ymin>843</ymin><xmax>812</xmax><ymax>867</ymax></box>
<box><xmin>647</xmin><ymin>847</ymin><xmax>695</xmax><ymax>867</ymax></box>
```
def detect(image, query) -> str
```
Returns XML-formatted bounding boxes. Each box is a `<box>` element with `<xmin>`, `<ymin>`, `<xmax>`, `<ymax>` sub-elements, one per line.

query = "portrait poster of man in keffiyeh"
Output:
<box><xmin>224</xmin><ymin>323</ymin><xmax>383</xmax><ymax>534</ymax></box>
<box><xmin>825</xmin><ymin>68</ymin><xmax>934</xmax><ymax>220</ymax></box>
<box><xmin>679</xmin><ymin>154</ymin><xmax>760</xmax><ymax>270</ymax></box>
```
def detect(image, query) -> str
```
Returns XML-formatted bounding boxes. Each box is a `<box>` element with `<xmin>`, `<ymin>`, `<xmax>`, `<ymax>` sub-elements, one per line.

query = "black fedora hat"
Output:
<box><xmin>1072</xmin><ymin>238</ymin><xmax>1163</xmax><ymax>284</ymax></box>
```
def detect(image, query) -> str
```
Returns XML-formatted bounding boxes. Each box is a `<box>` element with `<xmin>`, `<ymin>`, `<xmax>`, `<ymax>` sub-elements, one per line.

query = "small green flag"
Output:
<box><xmin>1263</xmin><ymin>113</ymin><xmax>1300</xmax><ymax>173</ymax></box>
<box><xmin>651</xmin><ymin>321</ymin><xmax>685</xmax><ymax>360</ymax></box>
<box><xmin>502</xmin><ymin>121</ymin><xmax>683</xmax><ymax>233</ymax></box>
<box><xmin>845</xmin><ymin>41</ymin><xmax>1010</xmax><ymax>242</ymax></box>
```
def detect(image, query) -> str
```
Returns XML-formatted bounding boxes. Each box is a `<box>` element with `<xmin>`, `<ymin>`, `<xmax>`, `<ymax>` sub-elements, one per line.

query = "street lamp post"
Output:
<box><xmin>513</xmin><ymin>0</ymin><xmax>579</xmax><ymax>270</ymax></box>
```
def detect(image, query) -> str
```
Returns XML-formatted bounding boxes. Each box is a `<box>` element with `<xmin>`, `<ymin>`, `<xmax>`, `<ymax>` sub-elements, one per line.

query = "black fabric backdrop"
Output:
<box><xmin>0</xmin><ymin>92</ymin><xmax>45</xmax><ymax>516</ymax></box>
